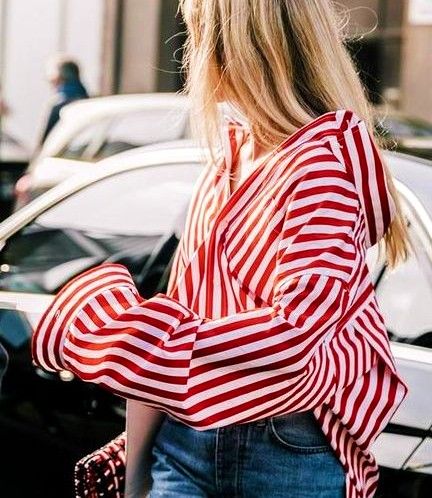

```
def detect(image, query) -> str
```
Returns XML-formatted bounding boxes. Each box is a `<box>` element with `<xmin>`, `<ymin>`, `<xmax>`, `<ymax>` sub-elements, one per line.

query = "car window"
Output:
<box><xmin>57</xmin><ymin>119</ymin><xmax>111</xmax><ymax>161</ymax></box>
<box><xmin>381</xmin><ymin>117</ymin><xmax>432</xmax><ymax>139</ymax></box>
<box><xmin>0</xmin><ymin>163</ymin><xmax>201</xmax><ymax>294</ymax></box>
<box><xmin>91</xmin><ymin>109</ymin><xmax>189</xmax><ymax>161</ymax></box>
<box><xmin>382</xmin><ymin>118</ymin><xmax>417</xmax><ymax>138</ymax></box>
<box><xmin>405</xmin><ymin>117</ymin><xmax>432</xmax><ymax>137</ymax></box>
<box><xmin>375</xmin><ymin>211</ymin><xmax>432</xmax><ymax>347</ymax></box>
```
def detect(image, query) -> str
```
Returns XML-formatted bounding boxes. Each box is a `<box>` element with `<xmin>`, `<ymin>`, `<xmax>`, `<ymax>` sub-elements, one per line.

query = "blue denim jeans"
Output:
<box><xmin>149</xmin><ymin>410</ymin><xmax>346</xmax><ymax>497</ymax></box>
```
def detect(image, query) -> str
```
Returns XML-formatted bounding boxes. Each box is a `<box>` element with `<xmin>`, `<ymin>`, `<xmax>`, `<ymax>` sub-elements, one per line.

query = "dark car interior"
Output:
<box><xmin>0</xmin><ymin>224</ymin><xmax>181</xmax><ymax>498</ymax></box>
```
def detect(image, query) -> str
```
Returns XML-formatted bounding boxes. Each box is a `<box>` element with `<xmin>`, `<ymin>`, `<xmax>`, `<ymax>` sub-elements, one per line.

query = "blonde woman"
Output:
<box><xmin>32</xmin><ymin>1</ymin><xmax>410</xmax><ymax>497</ymax></box>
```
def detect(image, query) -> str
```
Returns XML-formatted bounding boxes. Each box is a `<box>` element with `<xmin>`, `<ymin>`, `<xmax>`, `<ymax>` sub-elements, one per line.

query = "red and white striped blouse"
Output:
<box><xmin>32</xmin><ymin>109</ymin><xmax>409</xmax><ymax>498</ymax></box>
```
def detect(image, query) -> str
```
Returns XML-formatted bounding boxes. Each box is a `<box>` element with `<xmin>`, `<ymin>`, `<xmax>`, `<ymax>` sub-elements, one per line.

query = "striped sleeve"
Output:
<box><xmin>32</xmin><ymin>157</ymin><xmax>363</xmax><ymax>429</ymax></box>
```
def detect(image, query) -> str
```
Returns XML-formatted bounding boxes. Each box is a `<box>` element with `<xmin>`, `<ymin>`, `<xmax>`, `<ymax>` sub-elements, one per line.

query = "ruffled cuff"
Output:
<box><xmin>31</xmin><ymin>263</ymin><xmax>141</xmax><ymax>372</ymax></box>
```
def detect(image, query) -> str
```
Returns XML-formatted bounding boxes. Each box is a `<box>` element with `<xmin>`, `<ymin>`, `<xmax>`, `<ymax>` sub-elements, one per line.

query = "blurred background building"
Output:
<box><xmin>0</xmin><ymin>0</ymin><xmax>431</xmax><ymax>149</ymax></box>
<box><xmin>343</xmin><ymin>0</ymin><xmax>432</xmax><ymax>119</ymax></box>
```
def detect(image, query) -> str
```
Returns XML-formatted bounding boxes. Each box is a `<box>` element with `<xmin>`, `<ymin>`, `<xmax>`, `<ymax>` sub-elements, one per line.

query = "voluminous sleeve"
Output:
<box><xmin>32</xmin><ymin>154</ymin><xmax>365</xmax><ymax>429</ymax></box>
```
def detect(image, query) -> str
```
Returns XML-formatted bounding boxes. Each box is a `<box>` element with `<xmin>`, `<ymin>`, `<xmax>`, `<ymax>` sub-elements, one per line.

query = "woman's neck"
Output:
<box><xmin>229</xmin><ymin>135</ymin><xmax>272</xmax><ymax>195</ymax></box>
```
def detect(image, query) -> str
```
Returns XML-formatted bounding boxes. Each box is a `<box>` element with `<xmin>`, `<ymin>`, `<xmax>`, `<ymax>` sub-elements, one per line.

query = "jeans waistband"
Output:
<box><xmin>167</xmin><ymin>409</ymin><xmax>318</xmax><ymax>429</ymax></box>
<box><xmin>254</xmin><ymin>409</ymin><xmax>317</xmax><ymax>427</ymax></box>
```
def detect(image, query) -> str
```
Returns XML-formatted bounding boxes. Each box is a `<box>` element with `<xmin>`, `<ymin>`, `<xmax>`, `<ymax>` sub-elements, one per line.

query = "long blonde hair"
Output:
<box><xmin>179</xmin><ymin>0</ymin><xmax>410</xmax><ymax>268</ymax></box>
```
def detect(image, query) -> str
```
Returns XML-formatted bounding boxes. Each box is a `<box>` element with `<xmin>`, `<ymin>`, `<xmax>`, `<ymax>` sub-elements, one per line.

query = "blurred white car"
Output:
<box><xmin>14</xmin><ymin>92</ymin><xmax>190</xmax><ymax>208</ymax></box>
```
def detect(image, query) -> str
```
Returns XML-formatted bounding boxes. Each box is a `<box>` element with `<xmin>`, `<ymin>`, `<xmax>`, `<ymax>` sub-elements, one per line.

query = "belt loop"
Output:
<box><xmin>255</xmin><ymin>417</ymin><xmax>267</xmax><ymax>427</ymax></box>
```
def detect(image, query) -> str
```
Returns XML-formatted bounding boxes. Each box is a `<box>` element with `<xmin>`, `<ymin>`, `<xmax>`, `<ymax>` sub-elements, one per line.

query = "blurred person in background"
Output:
<box><xmin>38</xmin><ymin>55</ymin><xmax>89</xmax><ymax>146</ymax></box>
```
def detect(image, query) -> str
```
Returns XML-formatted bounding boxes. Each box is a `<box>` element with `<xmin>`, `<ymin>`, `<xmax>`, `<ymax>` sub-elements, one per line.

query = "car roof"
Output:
<box><xmin>96</xmin><ymin>139</ymin><xmax>199</xmax><ymax>166</ymax></box>
<box><xmin>60</xmin><ymin>93</ymin><xmax>189</xmax><ymax>122</ymax></box>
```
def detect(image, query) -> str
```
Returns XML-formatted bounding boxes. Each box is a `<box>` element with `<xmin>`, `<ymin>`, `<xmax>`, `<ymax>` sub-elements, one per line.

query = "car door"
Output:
<box><xmin>368</xmin><ymin>186</ymin><xmax>432</xmax><ymax>480</ymax></box>
<box><xmin>0</xmin><ymin>160</ymin><xmax>202</xmax><ymax>454</ymax></box>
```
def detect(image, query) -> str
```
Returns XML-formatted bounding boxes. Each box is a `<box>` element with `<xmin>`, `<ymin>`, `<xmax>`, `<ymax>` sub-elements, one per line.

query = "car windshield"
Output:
<box><xmin>0</xmin><ymin>162</ymin><xmax>201</xmax><ymax>295</ymax></box>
